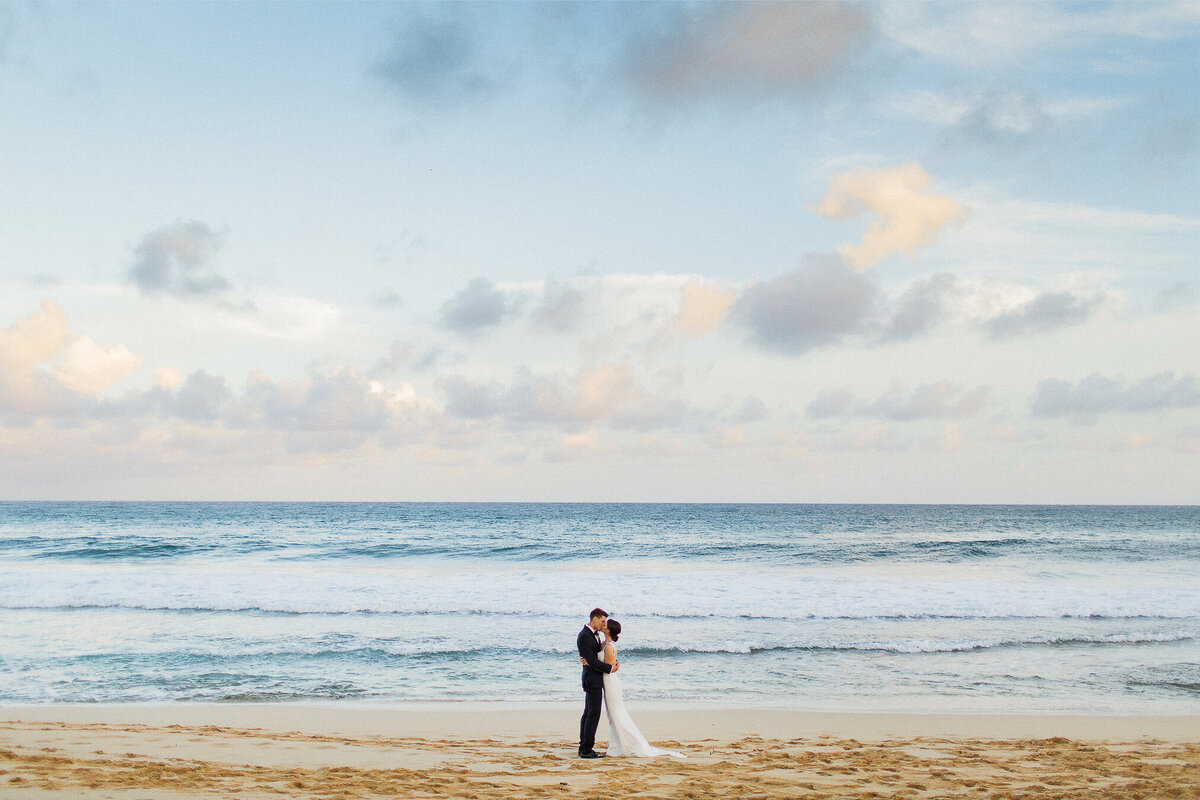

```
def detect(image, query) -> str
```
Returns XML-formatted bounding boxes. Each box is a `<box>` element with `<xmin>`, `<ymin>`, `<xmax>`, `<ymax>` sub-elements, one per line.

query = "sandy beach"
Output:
<box><xmin>1</xmin><ymin>704</ymin><xmax>1196</xmax><ymax>799</ymax></box>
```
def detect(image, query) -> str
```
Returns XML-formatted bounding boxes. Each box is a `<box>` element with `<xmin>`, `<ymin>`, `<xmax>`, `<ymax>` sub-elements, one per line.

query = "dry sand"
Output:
<box><xmin>0</xmin><ymin>704</ymin><xmax>1196</xmax><ymax>799</ymax></box>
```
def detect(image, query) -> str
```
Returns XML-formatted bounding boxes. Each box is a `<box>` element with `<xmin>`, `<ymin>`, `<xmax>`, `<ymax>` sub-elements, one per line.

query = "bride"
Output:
<box><xmin>600</xmin><ymin>620</ymin><xmax>686</xmax><ymax>758</ymax></box>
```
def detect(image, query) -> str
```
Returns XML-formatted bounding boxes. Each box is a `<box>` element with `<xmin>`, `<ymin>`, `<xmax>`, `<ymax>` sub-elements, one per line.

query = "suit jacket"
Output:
<box><xmin>578</xmin><ymin>625</ymin><xmax>612</xmax><ymax>689</ymax></box>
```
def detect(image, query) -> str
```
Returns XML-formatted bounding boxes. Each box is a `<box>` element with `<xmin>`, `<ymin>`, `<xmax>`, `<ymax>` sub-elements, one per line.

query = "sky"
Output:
<box><xmin>1</xmin><ymin>1</ymin><xmax>1197</xmax><ymax>502</ymax></box>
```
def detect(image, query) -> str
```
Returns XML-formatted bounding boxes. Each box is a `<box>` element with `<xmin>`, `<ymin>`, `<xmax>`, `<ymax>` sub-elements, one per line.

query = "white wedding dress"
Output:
<box><xmin>602</xmin><ymin>643</ymin><xmax>686</xmax><ymax>758</ymax></box>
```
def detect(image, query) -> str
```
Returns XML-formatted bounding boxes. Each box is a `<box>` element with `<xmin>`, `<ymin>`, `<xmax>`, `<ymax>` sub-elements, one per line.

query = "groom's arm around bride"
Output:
<box><xmin>577</xmin><ymin>626</ymin><xmax>616</xmax><ymax>676</ymax></box>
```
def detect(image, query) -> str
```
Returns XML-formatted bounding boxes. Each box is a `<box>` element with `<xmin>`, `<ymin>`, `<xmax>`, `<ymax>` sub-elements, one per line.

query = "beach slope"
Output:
<box><xmin>1</xmin><ymin>705</ymin><xmax>1197</xmax><ymax>799</ymax></box>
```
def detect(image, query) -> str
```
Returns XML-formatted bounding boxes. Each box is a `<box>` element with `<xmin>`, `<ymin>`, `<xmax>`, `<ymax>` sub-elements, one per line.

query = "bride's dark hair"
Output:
<box><xmin>606</xmin><ymin>619</ymin><xmax>621</xmax><ymax>641</ymax></box>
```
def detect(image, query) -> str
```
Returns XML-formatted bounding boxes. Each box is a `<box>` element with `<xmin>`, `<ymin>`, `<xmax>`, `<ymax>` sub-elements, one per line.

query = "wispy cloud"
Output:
<box><xmin>879</xmin><ymin>1</ymin><xmax>1200</xmax><ymax>65</ymax></box>
<box><xmin>372</xmin><ymin>11</ymin><xmax>508</xmax><ymax>109</ymax></box>
<box><xmin>984</xmin><ymin>290</ymin><xmax>1110</xmax><ymax>338</ymax></box>
<box><xmin>808</xmin><ymin>382</ymin><xmax>988</xmax><ymax>421</ymax></box>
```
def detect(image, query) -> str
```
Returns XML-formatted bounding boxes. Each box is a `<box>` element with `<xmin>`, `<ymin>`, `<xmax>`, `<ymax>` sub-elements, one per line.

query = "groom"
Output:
<box><xmin>577</xmin><ymin>607</ymin><xmax>617</xmax><ymax>758</ymax></box>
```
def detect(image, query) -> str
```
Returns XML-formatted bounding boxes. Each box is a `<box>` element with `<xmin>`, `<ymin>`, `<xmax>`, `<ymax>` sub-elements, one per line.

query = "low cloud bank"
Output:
<box><xmin>1031</xmin><ymin>371</ymin><xmax>1200</xmax><ymax>420</ymax></box>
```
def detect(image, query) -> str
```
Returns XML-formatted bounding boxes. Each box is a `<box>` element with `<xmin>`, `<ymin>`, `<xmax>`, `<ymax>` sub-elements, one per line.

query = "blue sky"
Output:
<box><xmin>1</xmin><ymin>1</ymin><xmax>1197</xmax><ymax>501</ymax></box>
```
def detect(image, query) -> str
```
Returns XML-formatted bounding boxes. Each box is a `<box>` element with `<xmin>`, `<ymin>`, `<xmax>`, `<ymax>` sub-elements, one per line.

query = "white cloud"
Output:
<box><xmin>576</xmin><ymin>362</ymin><xmax>641</xmax><ymax>421</ymax></box>
<box><xmin>668</xmin><ymin>279</ymin><xmax>737</xmax><ymax>338</ymax></box>
<box><xmin>53</xmin><ymin>335</ymin><xmax>142</xmax><ymax>397</ymax></box>
<box><xmin>0</xmin><ymin>300</ymin><xmax>140</xmax><ymax>413</ymax></box>
<box><xmin>544</xmin><ymin>429</ymin><xmax>598</xmax><ymax>462</ymax></box>
<box><xmin>814</xmin><ymin>163</ymin><xmax>971</xmax><ymax>270</ymax></box>
<box><xmin>154</xmin><ymin>367</ymin><xmax>183</xmax><ymax>391</ymax></box>
<box><xmin>218</xmin><ymin>291</ymin><xmax>342</xmax><ymax>342</ymax></box>
<box><xmin>0</xmin><ymin>300</ymin><xmax>70</xmax><ymax>414</ymax></box>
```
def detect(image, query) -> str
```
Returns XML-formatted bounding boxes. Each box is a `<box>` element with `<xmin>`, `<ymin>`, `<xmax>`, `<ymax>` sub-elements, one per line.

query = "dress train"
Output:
<box><xmin>602</xmin><ymin>671</ymin><xmax>686</xmax><ymax>758</ymax></box>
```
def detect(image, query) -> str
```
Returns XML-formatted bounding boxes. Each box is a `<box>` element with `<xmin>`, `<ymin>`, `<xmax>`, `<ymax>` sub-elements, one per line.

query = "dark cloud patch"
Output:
<box><xmin>985</xmin><ymin>291</ymin><xmax>1107</xmax><ymax>338</ymax></box>
<box><xmin>1153</xmin><ymin>281</ymin><xmax>1197</xmax><ymax>313</ymax></box>
<box><xmin>438</xmin><ymin>364</ymin><xmax>691</xmax><ymax>432</ymax></box>
<box><xmin>864</xmin><ymin>382</ymin><xmax>988</xmax><ymax>421</ymax></box>
<box><xmin>731</xmin><ymin>254</ymin><xmax>876</xmax><ymax>355</ymax></box>
<box><xmin>531</xmin><ymin>278</ymin><xmax>588</xmax><ymax>333</ymax></box>
<box><xmin>627</xmin><ymin>1</ymin><xmax>875</xmax><ymax>103</ymax></box>
<box><xmin>372</xmin><ymin>341</ymin><xmax>444</xmax><ymax>376</ymax></box>
<box><xmin>807</xmin><ymin>388</ymin><xmax>855</xmax><ymax>419</ymax></box>
<box><xmin>438</xmin><ymin>369</ymin><xmax>563</xmax><ymax>423</ymax></box>
<box><xmin>880</xmin><ymin>273</ymin><xmax>959</xmax><ymax>342</ymax></box>
<box><xmin>238</xmin><ymin>370</ymin><xmax>392</xmax><ymax>433</ymax></box>
<box><xmin>128</xmin><ymin>220</ymin><xmax>231</xmax><ymax>299</ymax></box>
<box><xmin>439</xmin><ymin>278</ymin><xmax>511</xmax><ymax>336</ymax></box>
<box><xmin>438</xmin><ymin>375</ymin><xmax>500</xmax><ymax>419</ymax></box>
<box><xmin>1031</xmin><ymin>371</ymin><xmax>1200</xmax><ymax>421</ymax></box>
<box><xmin>807</xmin><ymin>383</ymin><xmax>987</xmax><ymax>420</ymax></box>
<box><xmin>373</xmin><ymin>13</ymin><xmax>505</xmax><ymax>108</ymax></box>
<box><xmin>373</xmin><ymin>288</ymin><xmax>403</xmax><ymax>308</ymax></box>
<box><xmin>172</xmin><ymin>371</ymin><xmax>232</xmax><ymax>421</ymax></box>
<box><xmin>498</xmin><ymin>366</ymin><xmax>569</xmax><ymax>424</ymax></box>
<box><xmin>732</xmin><ymin>395</ymin><xmax>768</xmax><ymax>424</ymax></box>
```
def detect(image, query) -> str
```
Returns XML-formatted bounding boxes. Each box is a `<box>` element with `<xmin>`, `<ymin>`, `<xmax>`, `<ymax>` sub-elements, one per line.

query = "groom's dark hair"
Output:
<box><xmin>589</xmin><ymin>608</ymin><xmax>608</xmax><ymax>620</ymax></box>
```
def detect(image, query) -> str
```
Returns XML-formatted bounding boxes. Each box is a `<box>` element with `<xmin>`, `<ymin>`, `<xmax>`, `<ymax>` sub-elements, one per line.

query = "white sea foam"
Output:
<box><xmin>2</xmin><ymin>561</ymin><xmax>1198</xmax><ymax>620</ymax></box>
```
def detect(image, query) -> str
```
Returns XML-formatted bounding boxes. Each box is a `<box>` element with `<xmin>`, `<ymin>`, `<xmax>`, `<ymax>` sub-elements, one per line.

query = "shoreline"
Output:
<box><xmin>3</xmin><ymin>702</ymin><xmax>1198</xmax><ymax>743</ymax></box>
<box><xmin>2</xmin><ymin>703</ymin><xmax>1195</xmax><ymax>799</ymax></box>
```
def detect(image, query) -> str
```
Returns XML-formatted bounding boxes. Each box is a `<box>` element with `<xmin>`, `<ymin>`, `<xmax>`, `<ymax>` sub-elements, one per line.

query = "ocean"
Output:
<box><xmin>1</xmin><ymin>502</ymin><xmax>1197</xmax><ymax>713</ymax></box>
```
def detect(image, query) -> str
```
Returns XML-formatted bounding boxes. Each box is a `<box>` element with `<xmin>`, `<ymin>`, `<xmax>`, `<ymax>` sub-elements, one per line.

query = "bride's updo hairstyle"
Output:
<box><xmin>606</xmin><ymin>619</ymin><xmax>621</xmax><ymax>641</ymax></box>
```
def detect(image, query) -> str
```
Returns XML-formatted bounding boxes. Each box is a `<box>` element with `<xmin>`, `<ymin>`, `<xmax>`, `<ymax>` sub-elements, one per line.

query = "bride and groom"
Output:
<box><xmin>577</xmin><ymin>608</ymin><xmax>685</xmax><ymax>759</ymax></box>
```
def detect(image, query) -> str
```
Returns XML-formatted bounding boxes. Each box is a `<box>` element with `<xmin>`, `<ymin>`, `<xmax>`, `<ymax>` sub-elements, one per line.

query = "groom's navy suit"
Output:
<box><xmin>577</xmin><ymin>625</ymin><xmax>613</xmax><ymax>755</ymax></box>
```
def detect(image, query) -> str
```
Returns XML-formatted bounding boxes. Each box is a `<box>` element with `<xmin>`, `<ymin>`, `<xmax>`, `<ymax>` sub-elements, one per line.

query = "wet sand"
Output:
<box><xmin>1</xmin><ymin>704</ymin><xmax>1196</xmax><ymax>799</ymax></box>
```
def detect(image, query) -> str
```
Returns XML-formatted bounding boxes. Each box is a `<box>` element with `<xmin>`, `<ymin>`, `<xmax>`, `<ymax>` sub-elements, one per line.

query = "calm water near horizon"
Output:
<box><xmin>1</xmin><ymin>502</ymin><xmax>1197</xmax><ymax>713</ymax></box>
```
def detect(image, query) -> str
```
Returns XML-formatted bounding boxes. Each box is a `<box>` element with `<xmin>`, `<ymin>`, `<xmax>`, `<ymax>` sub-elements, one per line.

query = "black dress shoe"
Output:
<box><xmin>579</xmin><ymin>750</ymin><xmax>605</xmax><ymax>758</ymax></box>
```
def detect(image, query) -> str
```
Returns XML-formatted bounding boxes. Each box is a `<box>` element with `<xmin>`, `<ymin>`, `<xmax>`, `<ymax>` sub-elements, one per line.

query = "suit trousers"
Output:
<box><xmin>579</xmin><ymin>683</ymin><xmax>604</xmax><ymax>753</ymax></box>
